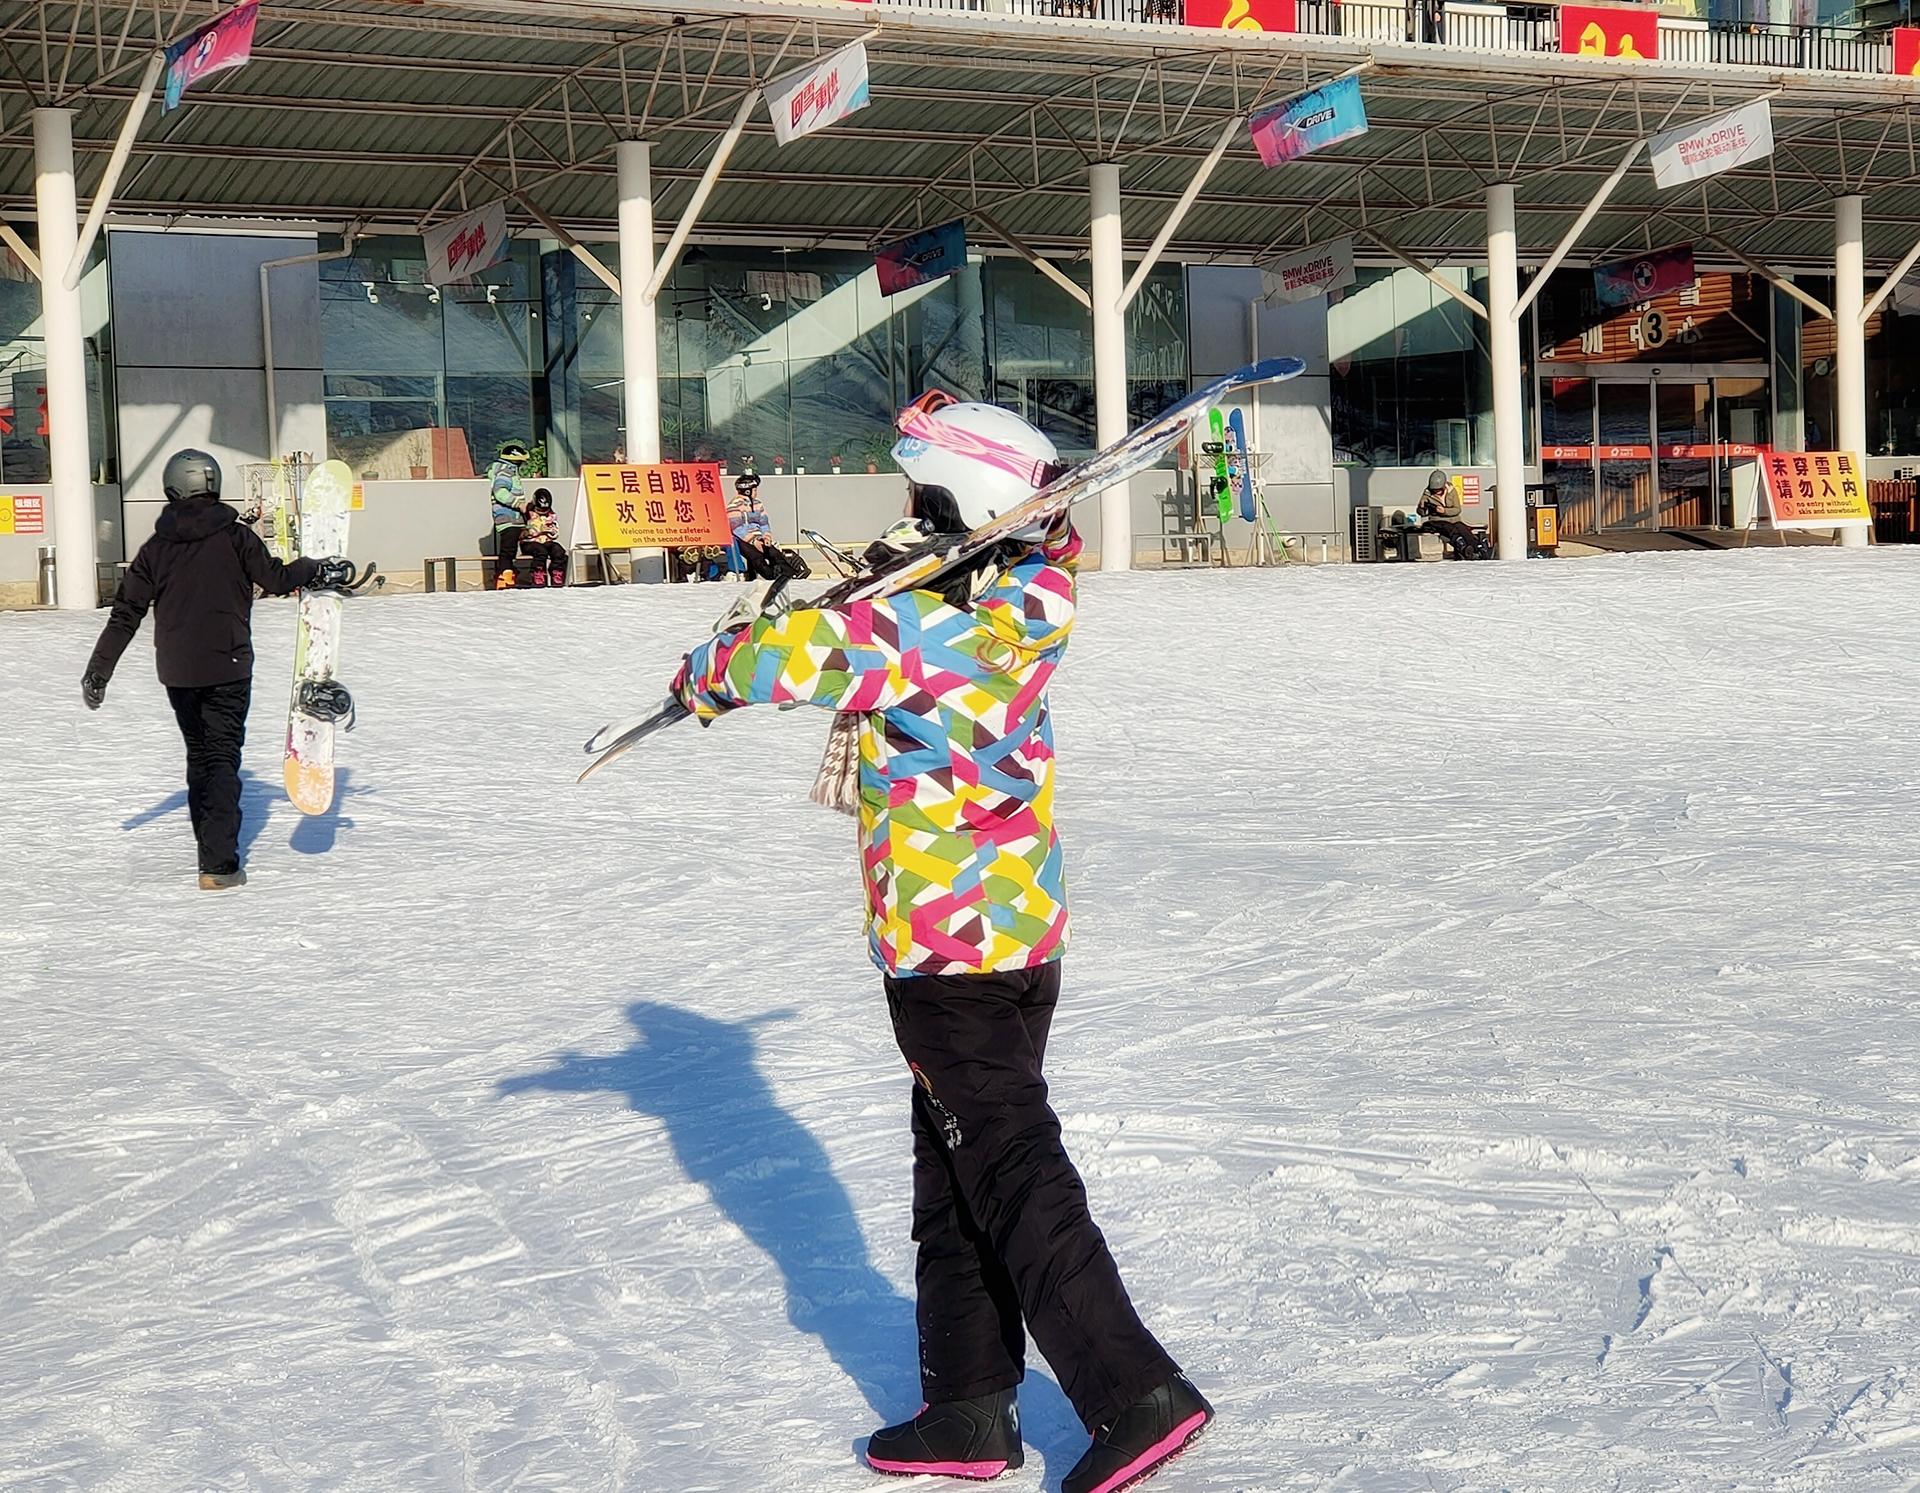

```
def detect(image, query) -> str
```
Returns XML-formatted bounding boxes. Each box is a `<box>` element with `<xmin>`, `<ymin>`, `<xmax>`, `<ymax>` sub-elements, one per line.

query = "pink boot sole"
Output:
<box><xmin>1077</xmin><ymin>1410</ymin><xmax>1210</xmax><ymax>1493</ymax></box>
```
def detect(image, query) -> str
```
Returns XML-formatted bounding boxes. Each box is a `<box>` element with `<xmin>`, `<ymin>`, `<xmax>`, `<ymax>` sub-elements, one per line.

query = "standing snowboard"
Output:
<box><xmin>284</xmin><ymin>459</ymin><xmax>357</xmax><ymax>815</ymax></box>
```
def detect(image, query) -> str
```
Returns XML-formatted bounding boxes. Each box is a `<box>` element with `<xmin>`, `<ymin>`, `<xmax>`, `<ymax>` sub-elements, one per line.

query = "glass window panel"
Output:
<box><xmin>1656</xmin><ymin>381</ymin><xmax>1713</xmax><ymax>527</ymax></box>
<box><xmin>1597</xmin><ymin>382</ymin><xmax>1655</xmax><ymax>530</ymax></box>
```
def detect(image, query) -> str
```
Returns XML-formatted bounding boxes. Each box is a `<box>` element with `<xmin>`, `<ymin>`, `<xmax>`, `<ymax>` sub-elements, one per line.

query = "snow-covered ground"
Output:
<box><xmin>4</xmin><ymin>547</ymin><xmax>1919</xmax><ymax>1493</ymax></box>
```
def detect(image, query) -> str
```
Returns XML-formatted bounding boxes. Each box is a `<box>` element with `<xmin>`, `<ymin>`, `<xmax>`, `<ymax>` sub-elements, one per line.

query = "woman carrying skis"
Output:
<box><xmin>671</xmin><ymin>391</ymin><xmax>1213</xmax><ymax>1493</ymax></box>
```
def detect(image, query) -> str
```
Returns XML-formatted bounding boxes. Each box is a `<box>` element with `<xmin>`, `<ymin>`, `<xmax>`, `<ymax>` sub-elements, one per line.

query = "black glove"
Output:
<box><xmin>310</xmin><ymin>556</ymin><xmax>357</xmax><ymax>590</ymax></box>
<box><xmin>81</xmin><ymin>671</ymin><xmax>108</xmax><ymax>710</ymax></box>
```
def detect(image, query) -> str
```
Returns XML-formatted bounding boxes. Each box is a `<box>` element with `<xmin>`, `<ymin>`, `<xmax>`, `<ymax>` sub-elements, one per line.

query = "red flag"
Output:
<box><xmin>1185</xmin><ymin>0</ymin><xmax>1296</xmax><ymax>32</ymax></box>
<box><xmin>1895</xmin><ymin>28</ymin><xmax>1920</xmax><ymax>77</ymax></box>
<box><xmin>1560</xmin><ymin>3</ymin><xmax>1658</xmax><ymax>59</ymax></box>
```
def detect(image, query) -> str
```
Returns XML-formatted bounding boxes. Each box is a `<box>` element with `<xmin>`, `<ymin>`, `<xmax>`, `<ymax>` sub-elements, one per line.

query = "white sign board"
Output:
<box><xmin>423</xmin><ymin>199</ymin><xmax>511</xmax><ymax>285</ymax></box>
<box><xmin>1260</xmin><ymin>237</ymin><xmax>1356</xmax><ymax>305</ymax></box>
<box><xmin>1649</xmin><ymin>99</ymin><xmax>1774</xmax><ymax>190</ymax></box>
<box><xmin>764</xmin><ymin>41</ymin><xmax>871</xmax><ymax>146</ymax></box>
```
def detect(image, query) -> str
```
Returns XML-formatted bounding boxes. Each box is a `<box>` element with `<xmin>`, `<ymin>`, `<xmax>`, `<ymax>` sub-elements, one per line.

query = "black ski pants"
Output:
<box><xmin>1426</xmin><ymin>517</ymin><xmax>1484</xmax><ymax>560</ymax></box>
<box><xmin>165</xmin><ymin>679</ymin><xmax>250</xmax><ymax>874</ymax></box>
<box><xmin>884</xmin><ymin>961</ymin><xmax>1178</xmax><ymax>1432</ymax></box>
<box><xmin>521</xmin><ymin>539</ymin><xmax>567</xmax><ymax>575</ymax></box>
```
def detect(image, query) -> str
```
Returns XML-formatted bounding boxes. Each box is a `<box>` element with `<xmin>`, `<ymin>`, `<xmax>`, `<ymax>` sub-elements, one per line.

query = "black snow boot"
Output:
<box><xmin>1062</xmin><ymin>1374</ymin><xmax>1213</xmax><ymax>1493</ymax></box>
<box><xmin>865</xmin><ymin>1390</ymin><xmax>1023</xmax><ymax>1480</ymax></box>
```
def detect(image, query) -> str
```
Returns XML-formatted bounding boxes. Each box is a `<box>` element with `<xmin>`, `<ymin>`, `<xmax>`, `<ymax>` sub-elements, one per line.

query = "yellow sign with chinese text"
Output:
<box><xmin>581</xmin><ymin>463</ymin><xmax>731</xmax><ymax>548</ymax></box>
<box><xmin>1759</xmin><ymin>451</ymin><xmax>1871</xmax><ymax>529</ymax></box>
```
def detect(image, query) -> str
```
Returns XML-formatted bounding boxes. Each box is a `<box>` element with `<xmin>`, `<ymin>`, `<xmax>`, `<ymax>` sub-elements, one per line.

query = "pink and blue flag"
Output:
<box><xmin>163</xmin><ymin>0</ymin><xmax>259</xmax><ymax>114</ymax></box>
<box><xmin>1248</xmin><ymin>75</ymin><xmax>1368</xmax><ymax>169</ymax></box>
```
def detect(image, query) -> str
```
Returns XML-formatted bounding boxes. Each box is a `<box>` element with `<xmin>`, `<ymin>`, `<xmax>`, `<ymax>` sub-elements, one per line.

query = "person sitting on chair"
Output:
<box><xmin>1416</xmin><ymin>468</ymin><xmax>1489</xmax><ymax>560</ymax></box>
<box><xmin>519</xmin><ymin>488</ymin><xmax>568</xmax><ymax>587</ymax></box>
<box><xmin>729</xmin><ymin>473</ymin><xmax>789</xmax><ymax>581</ymax></box>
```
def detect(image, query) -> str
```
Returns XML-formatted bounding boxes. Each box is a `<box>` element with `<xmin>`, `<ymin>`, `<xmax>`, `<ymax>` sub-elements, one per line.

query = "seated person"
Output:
<box><xmin>518</xmin><ymin>489</ymin><xmax>568</xmax><ymax>587</ymax></box>
<box><xmin>728</xmin><ymin>473</ymin><xmax>809</xmax><ymax>582</ymax></box>
<box><xmin>1416</xmin><ymin>468</ymin><xmax>1491</xmax><ymax>560</ymax></box>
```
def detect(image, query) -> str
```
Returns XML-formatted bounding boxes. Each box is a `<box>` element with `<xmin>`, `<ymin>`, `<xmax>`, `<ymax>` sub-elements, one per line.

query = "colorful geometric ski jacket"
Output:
<box><xmin>679</xmin><ymin>526</ymin><xmax>1081</xmax><ymax>977</ymax></box>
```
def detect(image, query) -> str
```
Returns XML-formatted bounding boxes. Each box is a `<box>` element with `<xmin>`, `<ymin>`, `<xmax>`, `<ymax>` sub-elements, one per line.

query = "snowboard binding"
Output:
<box><xmin>296</xmin><ymin>678</ymin><xmax>357</xmax><ymax>732</ymax></box>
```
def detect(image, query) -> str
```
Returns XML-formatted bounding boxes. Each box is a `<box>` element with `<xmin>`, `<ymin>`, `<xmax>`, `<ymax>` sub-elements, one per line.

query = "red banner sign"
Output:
<box><xmin>1895</xmin><ymin>28</ymin><xmax>1920</xmax><ymax>76</ymax></box>
<box><xmin>1185</xmin><ymin>0</ymin><xmax>1295</xmax><ymax>31</ymax></box>
<box><xmin>1561</xmin><ymin>3</ymin><xmax>1658</xmax><ymax>58</ymax></box>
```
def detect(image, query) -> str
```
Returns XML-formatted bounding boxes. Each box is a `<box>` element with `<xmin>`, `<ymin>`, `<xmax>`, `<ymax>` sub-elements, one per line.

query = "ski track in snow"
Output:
<box><xmin>3</xmin><ymin>548</ymin><xmax>1919</xmax><ymax>1492</ymax></box>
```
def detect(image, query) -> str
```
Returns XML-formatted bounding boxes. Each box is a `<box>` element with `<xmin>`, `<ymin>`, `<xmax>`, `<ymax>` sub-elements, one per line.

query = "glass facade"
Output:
<box><xmin>1796</xmin><ymin>275</ymin><xmax>1920</xmax><ymax>457</ymax></box>
<box><xmin>0</xmin><ymin>236</ymin><xmax>115</xmax><ymax>485</ymax></box>
<box><xmin>1328</xmin><ymin>265</ymin><xmax>1505</xmax><ymax>469</ymax></box>
<box><xmin>541</xmin><ymin>247</ymin><xmax>1188</xmax><ymax>477</ymax></box>
<box><xmin>319</xmin><ymin>235</ymin><xmax>545</xmax><ymax>480</ymax></box>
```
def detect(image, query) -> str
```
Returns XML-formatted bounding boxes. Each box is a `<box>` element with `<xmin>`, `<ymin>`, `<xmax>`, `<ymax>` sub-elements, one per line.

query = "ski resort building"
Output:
<box><xmin>1</xmin><ymin>0</ymin><xmax>1918</xmax><ymax>604</ymax></box>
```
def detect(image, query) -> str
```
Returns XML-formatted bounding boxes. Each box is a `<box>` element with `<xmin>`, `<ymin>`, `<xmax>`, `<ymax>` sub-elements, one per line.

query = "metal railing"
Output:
<box><xmin>887</xmin><ymin>0</ymin><xmax>1901</xmax><ymax>74</ymax></box>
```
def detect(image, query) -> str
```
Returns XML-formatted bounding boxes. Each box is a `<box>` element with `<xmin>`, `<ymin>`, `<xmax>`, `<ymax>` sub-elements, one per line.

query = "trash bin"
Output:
<box><xmin>36</xmin><ymin>545</ymin><xmax>56</xmax><ymax>607</ymax></box>
<box><xmin>1524</xmin><ymin>484</ymin><xmax>1559</xmax><ymax>558</ymax></box>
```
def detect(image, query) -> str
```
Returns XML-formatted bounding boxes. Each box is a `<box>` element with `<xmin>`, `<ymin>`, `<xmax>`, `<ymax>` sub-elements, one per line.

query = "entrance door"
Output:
<box><xmin>1656</xmin><ymin>381</ymin><xmax>1714</xmax><ymax>528</ymax></box>
<box><xmin>1596</xmin><ymin>382</ymin><xmax>1656</xmax><ymax>530</ymax></box>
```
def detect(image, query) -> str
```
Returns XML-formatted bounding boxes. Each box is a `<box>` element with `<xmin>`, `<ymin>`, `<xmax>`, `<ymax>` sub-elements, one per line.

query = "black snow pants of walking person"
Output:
<box><xmin>884</xmin><ymin>961</ymin><xmax>1179</xmax><ymax>1433</ymax></box>
<box><xmin>165</xmin><ymin>679</ymin><xmax>251</xmax><ymax>875</ymax></box>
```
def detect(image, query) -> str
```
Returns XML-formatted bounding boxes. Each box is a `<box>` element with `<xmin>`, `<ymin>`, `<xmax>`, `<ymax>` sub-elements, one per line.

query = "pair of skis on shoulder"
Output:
<box><xmin>578</xmin><ymin>356</ymin><xmax>1307</xmax><ymax>782</ymax></box>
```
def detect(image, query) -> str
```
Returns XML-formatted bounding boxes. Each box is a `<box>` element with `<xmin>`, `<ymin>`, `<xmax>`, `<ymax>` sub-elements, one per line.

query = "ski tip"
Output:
<box><xmin>1240</xmin><ymin>356</ymin><xmax>1308</xmax><ymax>384</ymax></box>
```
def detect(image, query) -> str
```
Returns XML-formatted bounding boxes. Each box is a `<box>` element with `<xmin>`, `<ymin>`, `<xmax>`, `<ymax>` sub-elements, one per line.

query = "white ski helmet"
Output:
<box><xmin>891</xmin><ymin>390</ymin><xmax>1060</xmax><ymax>529</ymax></box>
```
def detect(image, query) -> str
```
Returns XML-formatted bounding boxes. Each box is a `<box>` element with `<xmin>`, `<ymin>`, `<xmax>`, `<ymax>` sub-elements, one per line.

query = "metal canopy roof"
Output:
<box><xmin>2</xmin><ymin>0</ymin><xmax>1918</xmax><ymax>275</ymax></box>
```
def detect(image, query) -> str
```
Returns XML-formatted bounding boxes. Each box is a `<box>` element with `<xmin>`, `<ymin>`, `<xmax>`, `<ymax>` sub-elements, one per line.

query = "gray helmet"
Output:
<box><xmin>163</xmin><ymin>448</ymin><xmax>222</xmax><ymax>502</ymax></box>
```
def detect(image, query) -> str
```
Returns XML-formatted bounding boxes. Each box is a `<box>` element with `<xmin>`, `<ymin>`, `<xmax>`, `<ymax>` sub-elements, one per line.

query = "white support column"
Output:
<box><xmin>1090</xmin><ymin>163</ymin><xmax>1129</xmax><ymax>572</ymax></box>
<box><xmin>618</xmin><ymin>140</ymin><xmax>661</xmax><ymax>464</ymax></box>
<box><xmin>35</xmin><ymin>109</ymin><xmax>94</xmax><ymax>610</ymax></box>
<box><xmin>1486</xmin><ymin>184</ymin><xmax>1528</xmax><ymax>562</ymax></box>
<box><xmin>1834</xmin><ymin>194</ymin><xmax>1868</xmax><ymax>548</ymax></box>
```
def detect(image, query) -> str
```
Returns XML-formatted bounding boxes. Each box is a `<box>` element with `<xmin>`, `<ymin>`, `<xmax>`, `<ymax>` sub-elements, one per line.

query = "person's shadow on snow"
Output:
<box><xmin>121</xmin><ymin>767</ymin><xmax>357</xmax><ymax>860</ymax></box>
<box><xmin>500</xmin><ymin>1000</ymin><xmax>921</xmax><ymax>1420</ymax></box>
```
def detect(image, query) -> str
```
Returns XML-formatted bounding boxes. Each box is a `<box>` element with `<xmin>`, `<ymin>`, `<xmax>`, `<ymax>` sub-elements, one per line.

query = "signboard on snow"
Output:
<box><xmin>580</xmin><ymin>463</ymin><xmax>731</xmax><ymax>549</ymax></box>
<box><xmin>1759</xmin><ymin>451</ymin><xmax>1871</xmax><ymax>529</ymax></box>
<box><xmin>764</xmin><ymin>41</ymin><xmax>871</xmax><ymax>146</ymax></box>
<box><xmin>0</xmin><ymin>494</ymin><xmax>44</xmax><ymax>534</ymax></box>
<box><xmin>875</xmin><ymin>220</ymin><xmax>966</xmax><ymax>296</ymax></box>
<box><xmin>424</xmin><ymin>200</ymin><xmax>512</xmax><ymax>286</ymax></box>
<box><xmin>1259</xmin><ymin>237</ymin><xmax>1355</xmax><ymax>304</ymax></box>
<box><xmin>1649</xmin><ymin>99</ymin><xmax>1775</xmax><ymax>190</ymax></box>
<box><xmin>163</xmin><ymin>0</ymin><xmax>259</xmax><ymax>113</ymax></box>
<box><xmin>1593</xmin><ymin>243</ymin><xmax>1695</xmax><ymax>309</ymax></box>
<box><xmin>1559</xmin><ymin>3</ymin><xmax>1656</xmax><ymax>58</ymax></box>
<box><xmin>1248</xmin><ymin>76</ymin><xmax>1368</xmax><ymax>169</ymax></box>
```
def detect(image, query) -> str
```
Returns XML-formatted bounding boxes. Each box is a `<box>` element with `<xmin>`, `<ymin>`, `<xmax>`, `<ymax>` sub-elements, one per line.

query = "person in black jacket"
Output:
<box><xmin>82</xmin><ymin>448</ymin><xmax>346</xmax><ymax>890</ymax></box>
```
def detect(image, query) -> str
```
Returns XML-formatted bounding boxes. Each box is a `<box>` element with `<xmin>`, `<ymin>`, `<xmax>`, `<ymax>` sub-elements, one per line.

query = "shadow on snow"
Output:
<box><xmin>501</xmin><ymin>1000</ymin><xmax>920</xmax><ymax>1420</ymax></box>
<box><xmin>121</xmin><ymin>765</ymin><xmax>356</xmax><ymax>860</ymax></box>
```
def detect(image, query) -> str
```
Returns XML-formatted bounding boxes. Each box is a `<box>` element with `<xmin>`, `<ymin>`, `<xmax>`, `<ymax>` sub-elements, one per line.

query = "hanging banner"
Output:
<box><xmin>876</xmin><ymin>220</ymin><xmax>967</xmax><ymax>296</ymax></box>
<box><xmin>1259</xmin><ymin>237</ymin><xmax>1355</xmax><ymax>304</ymax></box>
<box><xmin>1759</xmin><ymin>451</ymin><xmax>1872</xmax><ymax>529</ymax></box>
<box><xmin>1248</xmin><ymin>76</ymin><xmax>1369</xmax><ymax>169</ymax></box>
<box><xmin>764</xmin><ymin>41</ymin><xmax>871</xmax><ymax>147</ymax></box>
<box><xmin>1895</xmin><ymin>28</ymin><xmax>1920</xmax><ymax>76</ymax></box>
<box><xmin>1559</xmin><ymin>3</ymin><xmax>1657</xmax><ymax>58</ymax></box>
<box><xmin>162</xmin><ymin>0</ymin><xmax>259</xmax><ymax>113</ymax></box>
<box><xmin>1649</xmin><ymin>99</ymin><xmax>1775</xmax><ymax>190</ymax></box>
<box><xmin>1185</xmin><ymin>0</ymin><xmax>1297</xmax><ymax>32</ymax></box>
<box><xmin>580</xmin><ymin>463</ymin><xmax>732</xmax><ymax>549</ymax></box>
<box><xmin>1592</xmin><ymin>243</ymin><xmax>1695</xmax><ymax>309</ymax></box>
<box><xmin>423</xmin><ymin>200</ymin><xmax>512</xmax><ymax>286</ymax></box>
